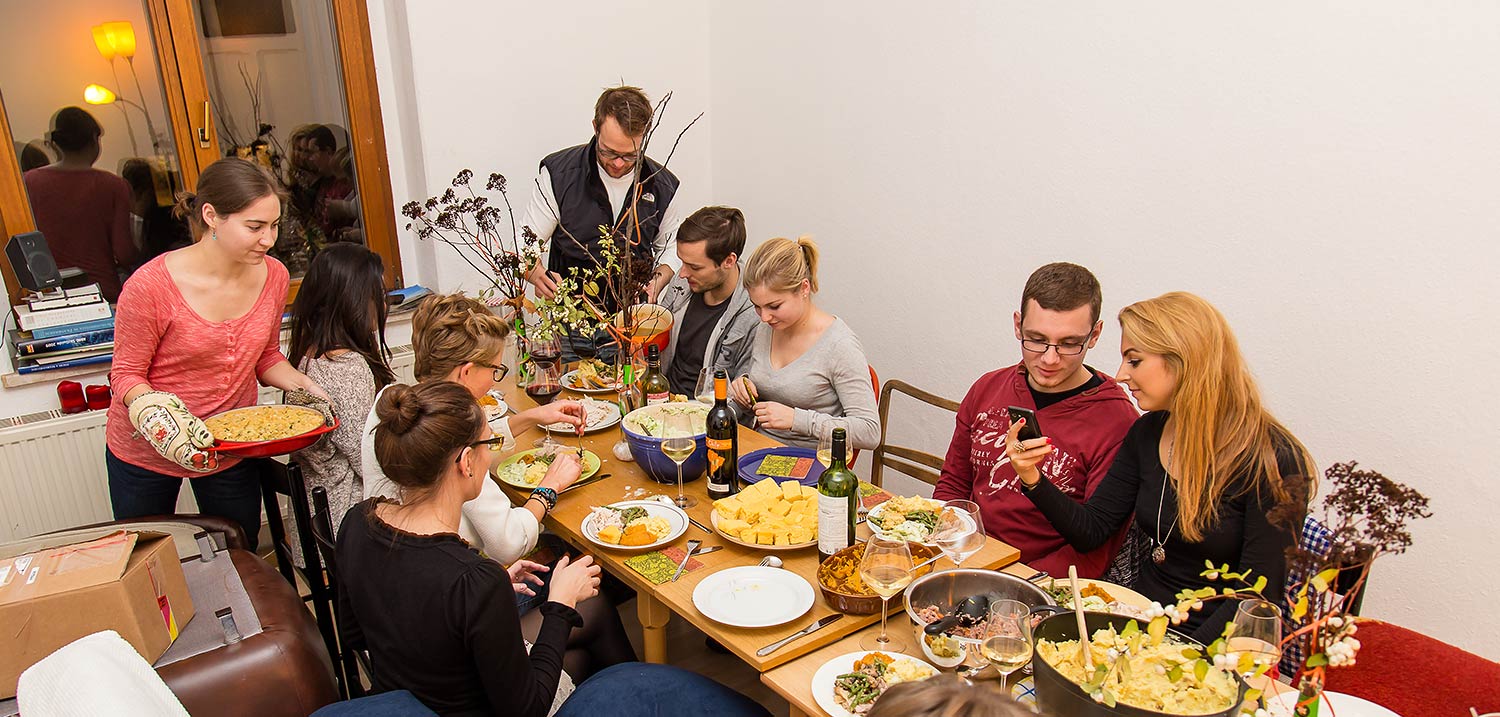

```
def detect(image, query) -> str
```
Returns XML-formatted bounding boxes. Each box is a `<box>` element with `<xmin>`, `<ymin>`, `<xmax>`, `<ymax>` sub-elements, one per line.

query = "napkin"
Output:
<box><xmin>624</xmin><ymin>546</ymin><xmax>706</xmax><ymax>585</ymax></box>
<box><xmin>860</xmin><ymin>484</ymin><xmax>894</xmax><ymax>510</ymax></box>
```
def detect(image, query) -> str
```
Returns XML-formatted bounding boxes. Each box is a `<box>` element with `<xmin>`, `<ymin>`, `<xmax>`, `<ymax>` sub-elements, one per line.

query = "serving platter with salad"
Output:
<box><xmin>811</xmin><ymin>651</ymin><xmax>938</xmax><ymax>717</ymax></box>
<box><xmin>865</xmin><ymin>495</ymin><xmax>945</xmax><ymax>544</ymax></box>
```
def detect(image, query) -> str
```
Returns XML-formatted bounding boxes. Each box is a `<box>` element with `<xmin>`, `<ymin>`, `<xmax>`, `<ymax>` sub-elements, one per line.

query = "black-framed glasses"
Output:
<box><xmin>477</xmin><ymin>361</ymin><xmax>510</xmax><ymax>383</ymax></box>
<box><xmin>595</xmin><ymin>138</ymin><xmax>640</xmax><ymax>164</ymax></box>
<box><xmin>1020</xmin><ymin>339</ymin><xmax>1088</xmax><ymax>356</ymax></box>
<box><xmin>456</xmin><ymin>436</ymin><xmax>507</xmax><ymax>463</ymax></box>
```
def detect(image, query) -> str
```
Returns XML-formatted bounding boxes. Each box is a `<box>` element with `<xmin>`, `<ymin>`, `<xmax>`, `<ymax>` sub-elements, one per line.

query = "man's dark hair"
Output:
<box><xmin>1020</xmin><ymin>262</ymin><xmax>1103</xmax><ymax>324</ymax></box>
<box><xmin>593</xmin><ymin>86</ymin><xmax>653</xmax><ymax>137</ymax></box>
<box><xmin>677</xmin><ymin>206</ymin><xmax>746</xmax><ymax>264</ymax></box>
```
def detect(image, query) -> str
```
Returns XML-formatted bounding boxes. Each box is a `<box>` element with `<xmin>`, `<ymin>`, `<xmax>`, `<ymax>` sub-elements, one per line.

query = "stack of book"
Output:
<box><xmin>9</xmin><ymin>285</ymin><xmax>115</xmax><ymax>375</ymax></box>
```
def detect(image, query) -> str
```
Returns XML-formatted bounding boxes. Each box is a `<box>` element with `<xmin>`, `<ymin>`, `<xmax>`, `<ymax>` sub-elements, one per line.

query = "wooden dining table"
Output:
<box><xmin>492</xmin><ymin>374</ymin><xmax>1023</xmax><ymax>674</ymax></box>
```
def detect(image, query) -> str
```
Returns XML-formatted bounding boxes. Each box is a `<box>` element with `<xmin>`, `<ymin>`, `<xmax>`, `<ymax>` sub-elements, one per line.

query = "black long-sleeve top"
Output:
<box><xmin>336</xmin><ymin>499</ymin><xmax>582</xmax><ymax>716</ymax></box>
<box><xmin>1024</xmin><ymin>412</ymin><xmax>1298</xmax><ymax>644</ymax></box>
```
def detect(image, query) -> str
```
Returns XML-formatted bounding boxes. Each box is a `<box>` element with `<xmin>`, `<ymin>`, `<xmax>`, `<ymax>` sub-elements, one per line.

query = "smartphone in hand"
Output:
<box><xmin>1007</xmin><ymin>406</ymin><xmax>1043</xmax><ymax>442</ymax></box>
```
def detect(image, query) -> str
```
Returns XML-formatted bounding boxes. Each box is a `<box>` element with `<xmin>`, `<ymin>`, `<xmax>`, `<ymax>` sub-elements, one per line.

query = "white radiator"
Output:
<box><xmin>0</xmin><ymin>345</ymin><xmax>416</xmax><ymax>543</ymax></box>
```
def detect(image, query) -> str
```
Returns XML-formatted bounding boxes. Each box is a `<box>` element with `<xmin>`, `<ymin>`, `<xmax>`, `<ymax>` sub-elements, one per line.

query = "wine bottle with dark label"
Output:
<box><xmin>706</xmin><ymin>369</ymin><xmax>739</xmax><ymax>500</ymax></box>
<box><xmin>817</xmin><ymin>428</ymin><xmax>858</xmax><ymax>562</ymax></box>
<box><xmin>641</xmin><ymin>344</ymin><xmax>670</xmax><ymax>405</ymax></box>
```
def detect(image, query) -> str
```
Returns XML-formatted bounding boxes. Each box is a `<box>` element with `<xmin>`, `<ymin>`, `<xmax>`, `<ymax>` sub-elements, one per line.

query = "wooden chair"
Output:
<box><xmin>311</xmin><ymin>485</ymin><xmax>370</xmax><ymax>700</ymax></box>
<box><xmin>259</xmin><ymin>460</ymin><xmax>340</xmax><ymax>694</ymax></box>
<box><xmin>868</xmin><ymin>379</ymin><xmax>961</xmax><ymax>488</ymax></box>
<box><xmin>848</xmin><ymin>364</ymin><xmax>880</xmax><ymax>469</ymax></box>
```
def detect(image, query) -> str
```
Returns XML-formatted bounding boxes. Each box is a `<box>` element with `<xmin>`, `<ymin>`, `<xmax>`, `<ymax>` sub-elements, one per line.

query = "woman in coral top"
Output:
<box><xmin>106</xmin><ymin>158</ymin><xmax>327</xmax><ymax>549</ymax></box>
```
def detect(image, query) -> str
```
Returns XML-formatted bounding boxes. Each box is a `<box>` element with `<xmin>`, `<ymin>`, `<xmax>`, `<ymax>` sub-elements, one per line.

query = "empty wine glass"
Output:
<box><xmin>694</xmin><ymin>368</ymin><xmax>715</xmax><ymax>404</ymax></box>
<box><xmin>1228</xmin><ymin>599</ymin><xmax>1283</xmax><ymax>681</ymax></box>
<box><xmin>525</xmin><ymin>362</ymin><xmax>564</xmax><ymax>448</ymax></box>
<box><xmin>661</xmin><ymin>410</ymin><xmax>698</xmax><ymax>508</ymax></box>
<box><xmin>980</xmin><ymin>599</ymin><xmax>1033</xmax><ymax>692</ymax></box>
<box><xmin>858</xmin><ymin>536</ymin><xmax>913</xmax><ymax>651</ymax></box>
<box><xmin>933</xmin><ymin>500</ymin><xmax>985</xmax><ymax>568</ymax></box>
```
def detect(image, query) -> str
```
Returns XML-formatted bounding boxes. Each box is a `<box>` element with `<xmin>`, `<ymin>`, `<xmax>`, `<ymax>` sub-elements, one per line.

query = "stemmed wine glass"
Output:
<box><xmin>858</xmin><ymin>536</ymin><xmax>914</xmax><ymax>651</ymax></box>
<box><xmin>1228</xmin><ymin>599</ymin><xmax>1284</xmax><ymax>682</ymax></box>
<box><xmin>933</xmin><ymin>500</ymin><xmax>985</xmax><ymax>569</ymax></box>
<box><xmin>525</xmin><ymin>362</ymin><xmax>564</xmax><ymax>449</ymax></box>
<box><xmin>694</xmin><ymin>368</ymin><xmax>715</xmax><ymax>404</ymax></box>
<box><xmin>661</xmin><ymin>411</ymin><xmax>698</xmax><ymax>508</ymax></box>
<box><xmin>979</xmin><ymin>599</ymin><xmax>1033</xmax><ymax>692</ymax></box>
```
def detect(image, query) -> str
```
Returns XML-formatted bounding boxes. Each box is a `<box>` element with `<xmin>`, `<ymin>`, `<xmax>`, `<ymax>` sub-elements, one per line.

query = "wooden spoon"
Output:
<box><xmin>1069</xmin><ymin>565</ymin><xmax>1094</xmax><ymax>669</ymax></box>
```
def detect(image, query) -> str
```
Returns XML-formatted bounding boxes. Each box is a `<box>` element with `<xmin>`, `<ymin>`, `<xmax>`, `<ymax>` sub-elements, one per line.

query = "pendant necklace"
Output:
<box><xmin>1153</xmin><ymin>439</ymin><xmax>1178</xmax><ymax>565</ymax></box>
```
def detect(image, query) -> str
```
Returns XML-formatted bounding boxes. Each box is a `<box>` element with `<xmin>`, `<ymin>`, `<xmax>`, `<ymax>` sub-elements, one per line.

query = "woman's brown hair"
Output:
<box><xmin>867</xmin><ymin>675</ymin><xmax>1033</xmax><ymax>717</ymax></box>
<box><xmin>1119</xmin><ymin>291</ymin><xmax>1315</xmax><ymax>541</ymax></box>
<box><xmin>173</xmin><ymin>157</ymin><xmax>284</xmax><ymax>239</ymax></box>
<box><xmin>411</xmin><ymin>293</ymin><xmax>512</xmax><ymax>382</ymax></box>
<box><xmin>372</xmin><ymin>381</ymin><xmax>485</xmax><ymax>500</ymax></box>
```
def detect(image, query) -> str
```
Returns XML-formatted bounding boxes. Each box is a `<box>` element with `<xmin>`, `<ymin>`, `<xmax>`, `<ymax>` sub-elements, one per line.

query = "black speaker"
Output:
<box><xmin>5</xmin><ymin>231</ymin><xmax>61</xmax><ymax>291</ymax></box>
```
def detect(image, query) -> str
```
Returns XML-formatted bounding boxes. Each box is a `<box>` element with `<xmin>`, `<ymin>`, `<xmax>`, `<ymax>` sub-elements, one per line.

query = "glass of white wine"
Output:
<box><xmin>933</xmin><ymin>500</ymin><xmax>985</xmax><ymax>568</ymax></box>
<box><xmin>858</xmin><ymin>536</ymin><xmax>914</xmax><ymax>651</ymax></box>
<box><xmin>1227</xmin><ymin>599</ymin><xmax>1283</xmax><ymax>682</ymax></box>
<box><xmin>816</xmin><ymin>426</ymin><xmax>834</xmax><ymax>467</ymax></box>
<box><xmin>661</xmin><ymin>410</ymin><xmax>698</xmax><ymax>508</ymax></box>
<box><xmin>980</xmin><ymin>599</ymin><xmax>1033</xmax><ymax>693</ymax></box>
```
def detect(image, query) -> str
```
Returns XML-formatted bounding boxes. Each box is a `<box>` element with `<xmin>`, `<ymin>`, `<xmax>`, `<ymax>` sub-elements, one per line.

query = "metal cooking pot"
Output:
<box><xmin>903</xmin><ymin>569</ymin><xmax>1057</xmax><ymax>668</ymax></box>
<box><xmin>1031</xmin><ymin>611</ymin><xmax>1248</xmax><ymax>717</ymax></box>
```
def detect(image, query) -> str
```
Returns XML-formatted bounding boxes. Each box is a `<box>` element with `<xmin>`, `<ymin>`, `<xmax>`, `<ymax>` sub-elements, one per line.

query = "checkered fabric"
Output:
<box><xmin>1279</xmin><ymin>515</ymin><xmax>1333</xmax><ymax>675</ymax></box>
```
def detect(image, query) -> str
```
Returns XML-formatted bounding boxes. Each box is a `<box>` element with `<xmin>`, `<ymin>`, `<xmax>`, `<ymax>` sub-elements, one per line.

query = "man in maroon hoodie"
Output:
<box><xmin>934</xmin><ymin>263</ymin><xmax>1138</xmax><ymax>579</ymax></box>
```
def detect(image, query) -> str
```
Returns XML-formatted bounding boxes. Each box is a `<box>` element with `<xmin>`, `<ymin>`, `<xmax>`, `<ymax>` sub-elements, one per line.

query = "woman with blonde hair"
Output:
<box><xmin>1011</xmin><ymin>291</ymin><xmax>1313</xmax><ymax>642</ymax></box>
<box><xmin>728</xmin><ymin>236</ymin><xmax>879</xmax><ymax>450</ymax></box>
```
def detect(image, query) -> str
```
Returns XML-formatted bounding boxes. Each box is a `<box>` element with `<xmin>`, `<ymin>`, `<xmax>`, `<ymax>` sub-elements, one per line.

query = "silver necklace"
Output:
<box><xmin>1153</xmin><ymin>440</ymin><xmax>1178</xmax><ymax>565</ymax></box>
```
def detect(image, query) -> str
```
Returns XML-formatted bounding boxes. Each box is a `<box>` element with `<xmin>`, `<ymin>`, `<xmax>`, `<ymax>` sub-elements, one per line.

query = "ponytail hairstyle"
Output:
<box><xmin>289</xmin><ymin>243</ymin><xmax>395</xmax><ymax>388</ymax></box>
<box><xmin>411</xmin><ymin>293</ymin><xmax>512</xmax><ymax>382</ymax></box>
<box><xmin>371</xmin><ymin>381</ymin><xmax>485</xmax><ymax>503</ymax></box>
<box><xmin>1118</xmin><ymin>292</ymin><xmax>1315</xmax><ymax>541</ymax></box>
<box><xmin>173</xmin><ymin>157</ymin><xmax>283</xmax><ymax>240</ymax></box>
<box><xmin>742</xmin><ymin>235</ymin><xmax>820</xmax><ymax>294</ymax></box>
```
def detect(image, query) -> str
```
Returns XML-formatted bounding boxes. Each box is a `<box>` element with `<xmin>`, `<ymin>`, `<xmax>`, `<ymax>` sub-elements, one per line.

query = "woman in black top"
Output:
<box><xmin>1008</xmin><ymin>292</ymin><xmax>1314</xmax><ymax>643</ymax></box>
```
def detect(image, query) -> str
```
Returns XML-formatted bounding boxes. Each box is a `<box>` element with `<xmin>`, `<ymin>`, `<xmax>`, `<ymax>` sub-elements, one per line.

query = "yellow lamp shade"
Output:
<box><xmin>84</xmin><ymin>84</ymin><xmax>118</xmax><ymax>105</ymax></box>
<box><xmin>92</xmin><ymin>25</ymin><xmax>116</xmax><ymax>60</ymax></box>
<box><xmin>91</xmin><ymin>20</ymin><xmax>136</xmax><ymax>60</ymax></box>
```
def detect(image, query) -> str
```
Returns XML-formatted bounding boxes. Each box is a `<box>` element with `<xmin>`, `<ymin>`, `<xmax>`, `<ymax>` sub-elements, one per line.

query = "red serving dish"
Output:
<box><xmin>205</xmin><ymin>405</ymin><xmax>339</xmax><ymax>458</ymax></box>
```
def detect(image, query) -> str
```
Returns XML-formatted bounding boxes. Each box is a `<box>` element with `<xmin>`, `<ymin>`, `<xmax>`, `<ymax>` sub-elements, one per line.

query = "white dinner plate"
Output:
<box><xmin>1266</xmin><ymin>689</ymin><xmax>1400</xmax><ymax>717</ymax></box>
<box><xmin>811</xmin><ymin>651</ymin><xmax>940</xmax><ymax>717</ymax></box>
<box><xmin>580</xmin><ymin>500</ymin><xmax>688</xmax><ymax>553</ymax></box>
<box><xmin>543</xmin><ymin>398</ymin><xmax>622</xmax><ymax>434</ymax></box>
<box><xmin>691</xmin><ymin>566</ymin><xmax>815</xmax><ymax>628</ymax></box>
<box><xmin>562</xmin><ymin>369</ymin><xmax>622</xmax><ymax>394</ymax></box>
<box><xmin>866</xmin><ymin>498</ymin><xmax>963</xmax><ymax>546</ymax></box>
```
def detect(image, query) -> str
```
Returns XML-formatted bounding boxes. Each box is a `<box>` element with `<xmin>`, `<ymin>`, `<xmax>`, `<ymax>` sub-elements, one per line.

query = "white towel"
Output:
<box><xmin>17</xmin><ymin>631</ymin><xmax>190</xmax><ymax>717</ymax></box>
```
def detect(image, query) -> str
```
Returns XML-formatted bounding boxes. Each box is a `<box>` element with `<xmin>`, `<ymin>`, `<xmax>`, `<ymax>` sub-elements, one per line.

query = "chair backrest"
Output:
<box><xmin>259</xmin><ymin>460</ymin><xmax>345</xmax><ymax>695</ymax></box>
<box><xmin>312</xmin><ymin>485</ymin><xmax>367</xmax><ymax>700</ymax></box>
<box><xmin>869</xmin><ymin>378</ymin><xmax>961</xmax><ymax>488</ymax></box>
<box><xmin>847</xmin><ymin>364</ymin><xmax>881</xmax><ymax>469</ymax></box>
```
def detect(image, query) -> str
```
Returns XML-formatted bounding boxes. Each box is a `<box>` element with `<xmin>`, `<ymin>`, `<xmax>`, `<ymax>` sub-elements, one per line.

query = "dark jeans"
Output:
<box><xmin>557</xmin><ymin>662</ymin><xmax>770</xmax><ymax>717</ymax></box>
<box><xmin>310</xmin><ymin>690</ymin><xmax>435</xmax><ymax>717</ymax></box>
<box><xmin>106</xmin><ymin>449</ymin><xmax>262</xmax><ymax>552</ymax></box>
<box><xmin>559</xmin><ymin>325</ymin><xmax>619</xmax><ymax>365</ymax></box>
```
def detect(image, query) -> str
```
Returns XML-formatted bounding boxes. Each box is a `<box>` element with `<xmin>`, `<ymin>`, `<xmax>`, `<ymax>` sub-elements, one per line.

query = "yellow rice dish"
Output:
<box><xmin>206</xmin><ymin>406</ymin><xmax>325</xmax><ymax>443</ymax></box>
<box><xmin>1036</xmin><ymin>627</ymin><xmax>1238</xmax><ymax>715</ymax></box>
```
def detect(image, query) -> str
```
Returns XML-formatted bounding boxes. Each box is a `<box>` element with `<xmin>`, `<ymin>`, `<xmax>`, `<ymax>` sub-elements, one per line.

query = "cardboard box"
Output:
<box><xmin>0</xmin><ymin>531</ymin><xmax>194</xmax><ymax>698</ymax></box>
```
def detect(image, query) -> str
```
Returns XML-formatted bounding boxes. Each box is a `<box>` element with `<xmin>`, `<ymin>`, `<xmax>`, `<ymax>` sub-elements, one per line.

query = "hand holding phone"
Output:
<box><xmin>1007</xmin><ymin>406</ymin><xmax>1043</xmax><ymax>442</ymax></box>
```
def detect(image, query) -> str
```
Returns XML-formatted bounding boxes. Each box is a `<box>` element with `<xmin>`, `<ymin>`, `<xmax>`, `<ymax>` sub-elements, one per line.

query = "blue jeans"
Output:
<box><xmin>310</xmin><ymin>690</ymin><xmax>435</xmax><ymax>717</ymax></box>
<box><xmin>556</xmin><ymin>662</ymin><xmax>769</xmax><ymax>717</ymax></box>
<box><xmin>106</xmin><ymin>449</ymin><xmax>263</xmax><ymax>552</ymax></box>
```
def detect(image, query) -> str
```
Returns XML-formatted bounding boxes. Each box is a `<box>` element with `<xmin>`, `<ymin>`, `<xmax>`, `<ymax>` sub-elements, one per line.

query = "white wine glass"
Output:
<box><xmin>1228</xmin><ymin>599</ymin><xmax>1283</xmax><ymax>682</ymax></box>
<box><xmin>980</xmin><ymin>599</ymin><xmax>1033</xmax><ymax>693</ymax></box>
<box><xmin>858</xmin><ymin>536</ymin><xmax>913</xmax><ymax>651</ymax></box>
<box><xmin>694</xmin><ymin>368</ymin><xmax>715</xmax><ymax>404</ymax></box>
<box><xmin>661</xmin><ymin>410</ymin><xmax>698</xmax><ymax>508</ymax></box>
<box><xmin>933</xmin><ymin>500</ymin><xmax>985</xmax><ymax>568</ymax></box>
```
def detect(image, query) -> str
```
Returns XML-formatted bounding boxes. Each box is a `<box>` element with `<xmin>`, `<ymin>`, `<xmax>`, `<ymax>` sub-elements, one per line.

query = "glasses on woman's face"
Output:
<box><xmin>476</xmin><ymin>361</ymin><xmax>510</xmax><ymax>383</ymax></box>
<box><xmin>1020</xmin><ymin>338</ymin><xmax>1088</xmax><ymax>356</ymax></box>
<box><xmin>456</xmin><ymin>436</ymin><xmax>506</xmax><ymax>464</ymax></box>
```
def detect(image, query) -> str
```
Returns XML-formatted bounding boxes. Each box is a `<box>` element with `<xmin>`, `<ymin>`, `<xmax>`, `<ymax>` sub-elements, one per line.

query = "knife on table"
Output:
<box><xmin>559</xmin><ymin>473</ymin><xmax>612</xmax><ymax>495</ymax></box>
<box><xmin>756</xmin><ymin>614</ymin><xmax>844</xmax><ymax>656</ymax></box>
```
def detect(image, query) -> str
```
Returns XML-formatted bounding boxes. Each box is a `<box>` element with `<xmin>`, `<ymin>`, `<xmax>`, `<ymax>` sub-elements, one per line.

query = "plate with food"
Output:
<box><xmin>691</xmin><ymin>565</ymin><xmax>816</xmax><ymax>628</ymax></box>
<box><xmin>205</xmin><ymin>404</ymin><xmax>338</xmax><ymax>458</ymax></box>
<box><xmin>494</xmin><ymin>447</ymin><xmax>601</xmax><ymax>489</ymax></box>
<box><xmin>480</xmin><ymin>390</ymin><xmax>510</xmax><ymax>421</ymax></box>
<box><xmin>866</xmin><ymin>495</ymin><xmax>947</xmax><ymax>545</ymax></box>
<box><xmin>543</xmin><ymin>397</ymin><xmax>622</xmax><ymax>434</ymax></box>
<box><xmin>581</xmin><ymin>500</ymin><xmax>687</xmax><ymax>552</ymax></box>
<box><xmin>562</xmin><ymin>359</ymin><xmax>622</xmax><ymax>394</ymax></box>
<box><xmin>710</xmin><ymin>477</ymin><xmax>818</xmax><ymax>550</ymax></box>
<box><xmin>1040</xmin><ymin>577</ymin><xmax>1154</xmax><ymax>616</ymax></box>
<box><xmin>812</xmin><ymin>651</ymin><xmax>939</xmax><ymax>717</ymax></box>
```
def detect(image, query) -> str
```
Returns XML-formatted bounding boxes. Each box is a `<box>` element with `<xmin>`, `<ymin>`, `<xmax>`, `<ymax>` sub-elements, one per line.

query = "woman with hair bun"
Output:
<box><xmin>728</xmin><ymin>236</ymin><xmax>880</xmax><ymax>450</ymax></box>
<box><xmin>106</xmin><ymin>157</ymin><xmax>329</xmax><ymax>550</ymax></box>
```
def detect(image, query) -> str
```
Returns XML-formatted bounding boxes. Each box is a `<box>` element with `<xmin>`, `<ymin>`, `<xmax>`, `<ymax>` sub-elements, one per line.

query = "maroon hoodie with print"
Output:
<box><xmin>934</xmin><ymin>363</ymin><xmax>1138</xmax><ymax>578</ymax></box>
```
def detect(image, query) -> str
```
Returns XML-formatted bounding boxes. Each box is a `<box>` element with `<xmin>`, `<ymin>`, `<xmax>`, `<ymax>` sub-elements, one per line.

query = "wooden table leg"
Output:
<box><xmin>787</xmin><ymin>707</ymin><xmax>811</xmax><ymax>717</ymax></box>
<box><xmin>636</xmin><ymin>593</ymin><xmax>671</xmax><ymax>664</ymax></box>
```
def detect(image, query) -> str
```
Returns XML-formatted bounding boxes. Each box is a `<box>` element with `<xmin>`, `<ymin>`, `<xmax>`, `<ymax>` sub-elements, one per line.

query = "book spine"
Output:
<box><xmin>16</xmin><ymin>329</ymin><xmax>115</xmax><ymax>356</ymax></box>
<box><xmin>17</xmin><ymin>303</ymin><xmax>113</xmax><ymax>331</ymax></box>
<box><xmin>30</xmin><ymin>318</ymin><xmax>116</xmax><ymax>340</ymax></box>
<box><xmin>15</xmin><ymin>352</ymin><xmax>113</xmax><ymax>374</ymax></box>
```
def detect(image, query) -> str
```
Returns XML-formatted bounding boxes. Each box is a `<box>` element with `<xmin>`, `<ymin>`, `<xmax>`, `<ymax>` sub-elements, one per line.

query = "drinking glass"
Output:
<box><xmin>525</xmin><ymin>362</ymin><xmax>564</xmax><ymax>448</ymax></box>
<box><xmin>661</xmin><ymin>411</ymin><xmax>698</xmax><ymax>508</ymax></box>
<box><xmin>858</xmin><ymin>536</ymin><xmax>914</xmax><ymax>651</ymax></box>
<box><xmin>980</xmin><ymin>599</ymin><xmax>1033</xmax><ymax>692</ymax></box>
<box><xmin>694</xmin><ymin>368</ymin><xmax>715</xmax><ymax>404</ymax></box>
<box><xmin>527</xmin><ymin>335</ymin><xmax>562</xmax><ymax>370</ymax></box>
<box><xmin>1228</xmin><ymin>599</ymin><xmax>1283</xmax><ymax>680</ymax></box>
<box><xmin>816</xmin><ymin>427</ymin><xmax>835</xmax><ymax>468</ymax></box>
<box><xmin>933</xmin><ymin>500</ymin><xmax>985</xmax><ymax>568</ymax></box>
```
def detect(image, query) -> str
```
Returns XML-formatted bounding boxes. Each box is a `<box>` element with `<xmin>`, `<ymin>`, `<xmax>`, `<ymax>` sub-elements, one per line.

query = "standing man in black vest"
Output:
<box><xmin>523</xmin><ymin>86</ymin><xmax>684</xmax><ymax>360</ymax></box>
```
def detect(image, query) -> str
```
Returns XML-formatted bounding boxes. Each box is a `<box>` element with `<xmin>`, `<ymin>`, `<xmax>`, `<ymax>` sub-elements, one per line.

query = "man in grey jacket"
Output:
<box><xmin>658</xmin><ymin>206</ymin><xmax>760</xmax><ymax>395</ymax></box>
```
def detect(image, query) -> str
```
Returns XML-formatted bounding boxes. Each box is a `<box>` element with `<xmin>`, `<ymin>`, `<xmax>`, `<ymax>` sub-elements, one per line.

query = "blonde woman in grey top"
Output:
<box><xmin>729</xmin><ymin>236</ymin><xmax>880</xmax><ymax>450</ymax></box>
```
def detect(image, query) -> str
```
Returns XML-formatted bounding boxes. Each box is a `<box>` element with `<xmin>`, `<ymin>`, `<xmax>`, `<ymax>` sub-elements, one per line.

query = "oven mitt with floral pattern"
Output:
<box><xmin>127</xmin><ymin>391</ymin><xmax>220</xmax><ymax>473</ymax></box>
<box><xmin>283</xmin><ymin>387</ymin><xmax>335</xmax><ymax>426</ymax></box>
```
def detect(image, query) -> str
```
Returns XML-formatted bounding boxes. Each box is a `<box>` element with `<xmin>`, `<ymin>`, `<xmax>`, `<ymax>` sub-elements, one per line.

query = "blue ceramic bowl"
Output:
<box><xmin>621</xmin><ymin>404</ymin><xmax>709</xmax><ymax>484</ymax></box>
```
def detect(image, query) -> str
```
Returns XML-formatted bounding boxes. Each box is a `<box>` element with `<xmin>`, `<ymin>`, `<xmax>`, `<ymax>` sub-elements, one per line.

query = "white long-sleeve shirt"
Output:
<box><xmin>521</xmin><ymin>163</ymin><xmax>684</xmax><ymax>275</ymax></box>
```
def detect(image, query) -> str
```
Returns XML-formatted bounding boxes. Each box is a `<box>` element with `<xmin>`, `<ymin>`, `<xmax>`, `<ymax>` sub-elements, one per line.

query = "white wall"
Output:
<box><xmin>708</xmin><ymin>2</ymin><xmax>1500</xmax><ymax>658</ymax></box>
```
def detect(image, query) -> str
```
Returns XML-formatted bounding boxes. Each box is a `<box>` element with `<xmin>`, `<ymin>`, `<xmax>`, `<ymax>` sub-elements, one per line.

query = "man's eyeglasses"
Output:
<box><xmin>477</xmin><ymin>361</ymin><xmax>510</xmax><ymax>383</ymax></box>
<box><xmin>1021</xmin><ymin>339</ymin><xmax>1088</xmax><ymax>356</ymax></box>
<box><xmin>595</xmin><ymin>140</ymin><xmax>640</xmax><ymax>164</ymax></box>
